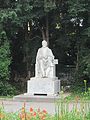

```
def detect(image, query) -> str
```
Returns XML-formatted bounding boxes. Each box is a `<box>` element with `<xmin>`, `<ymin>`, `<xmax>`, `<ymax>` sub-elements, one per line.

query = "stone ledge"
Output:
<box><xmin>30</xmin><ymin>77</ymin><xmax>58</xmax><ymax>81</ymax></box>
<box><xmin>13</xmin><ymin>94</ymin><xmax>60</xmax><ymax>103</ymax></box>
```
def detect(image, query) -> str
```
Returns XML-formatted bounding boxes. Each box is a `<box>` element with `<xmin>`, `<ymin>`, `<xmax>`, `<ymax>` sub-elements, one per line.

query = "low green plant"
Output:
<box><xmin>65</xmin><ymin>79</ymin><xmax>90</xmax><ymax>101</ymax></box>
<box><xmin>84</xmin><ymin>79</ymin><xmax>87</xmax><ymax>93</ymax></box>
<box><xmin>55</xmin><ymin>91</ymin><xmax>90</xmax><ymax>120</ymax></box>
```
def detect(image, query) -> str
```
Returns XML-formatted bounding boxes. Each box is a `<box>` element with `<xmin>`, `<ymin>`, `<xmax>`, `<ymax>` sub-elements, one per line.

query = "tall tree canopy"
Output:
<box><xmin>0</xmin><ymin>0</ymin><xmax>90</xmax><ymax>94</ymax></box>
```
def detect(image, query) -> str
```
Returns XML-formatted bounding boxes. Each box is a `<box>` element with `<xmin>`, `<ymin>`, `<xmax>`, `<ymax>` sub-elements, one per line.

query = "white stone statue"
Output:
<box><xmin>25</xmin><ymin>40</ymin><xmax>60</xmax><ymax>96</ymax></box>
<box><xmin>35</xmin><ymin>40</ymin><xmax>58</xmax><ymax>78</ymax></box>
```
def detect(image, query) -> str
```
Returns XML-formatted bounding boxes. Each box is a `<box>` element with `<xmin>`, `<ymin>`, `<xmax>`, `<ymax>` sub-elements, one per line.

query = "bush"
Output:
<box><xmin>0</xmin><ymin>31</ymin><xmax>16</xmax><ymax>96</ymax></box>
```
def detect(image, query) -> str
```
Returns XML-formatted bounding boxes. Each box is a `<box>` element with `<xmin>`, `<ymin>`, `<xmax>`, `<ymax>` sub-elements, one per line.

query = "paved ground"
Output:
<box><xmin>0</xmin><ymin>93</ymin><xmax>90</xmax><ymax>115</ymax></box>
<box><xmin>0</xmin><ymin>100</ymin><xmax>90</xmax><ymax>115</ymax></box>
<box><xmin>0</xmin><ymin>100</ymin><xmax>56</xmax><ymax>114</ymax></box>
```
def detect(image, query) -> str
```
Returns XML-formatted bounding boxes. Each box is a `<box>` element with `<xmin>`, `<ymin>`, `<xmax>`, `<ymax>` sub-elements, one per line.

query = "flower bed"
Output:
<box><xmin>0</xmin><ymin>102</ymin><xmax>90</xmax><ymax>120</ymax></box>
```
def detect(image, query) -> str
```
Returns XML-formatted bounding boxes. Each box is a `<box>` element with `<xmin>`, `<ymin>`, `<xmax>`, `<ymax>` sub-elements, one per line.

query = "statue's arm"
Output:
<box><xmin>36</xmin><ymin>48</ymin><xmax>41</xmax><ymax>61</ymax></box>
<box><xmin>49</xmin><ymin>49</ymin><xmax>54</xmax><ymax>59</ymax></box>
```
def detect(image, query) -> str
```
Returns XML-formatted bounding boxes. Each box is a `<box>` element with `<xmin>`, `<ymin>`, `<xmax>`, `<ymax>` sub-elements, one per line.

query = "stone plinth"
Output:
<box><xmin>27</xmin><ymin>77</ymin><xmax>60</xmax><ymax>95</ymax></box>
<box><xmin>13</xmin><ymin>94</ymin><xmax>60</xmax><ymax>102</ymax></box>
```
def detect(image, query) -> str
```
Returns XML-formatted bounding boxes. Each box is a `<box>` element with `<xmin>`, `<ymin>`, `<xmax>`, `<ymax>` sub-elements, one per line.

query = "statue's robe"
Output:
<box><xmin>36</xmin><ymin>47</ymin><xmax>54</xmax><ymax>77</ymax></box>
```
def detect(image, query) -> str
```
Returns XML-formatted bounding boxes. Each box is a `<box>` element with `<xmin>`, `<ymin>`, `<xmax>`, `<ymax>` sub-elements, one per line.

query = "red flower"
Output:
<box><xmin>30</xmin><ymin>107</ymin><xmax>33</xmax><ymax>112</ymax></box>
<box><xmin>33</xmin><ymin>112</ymin><xmax>36</xmax><ymax>116</ymax></box>
<box><xmin>42</xmin><ymin>109</ymin><xmax>47</xmax><ymax>114</ymax></box>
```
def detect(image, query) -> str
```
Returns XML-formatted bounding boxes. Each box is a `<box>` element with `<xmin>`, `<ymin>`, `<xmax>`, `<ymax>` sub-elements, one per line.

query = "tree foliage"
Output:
<box><xmin>0</xmin><ymin>0</ymin><xmax>90</xmax><ymax>95</ymax></box>
<box><xmin>0</xmin><ymin>30</ymin><xmax>16</xmax><ymax>95</ymax></box>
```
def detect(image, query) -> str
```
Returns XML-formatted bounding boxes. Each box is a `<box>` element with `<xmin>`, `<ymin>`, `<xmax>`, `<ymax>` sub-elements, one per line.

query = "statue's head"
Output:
<box><xmin>42</xmin><ymin>40</ymin><xmax>47</xmax><ymax>47</ymax></box>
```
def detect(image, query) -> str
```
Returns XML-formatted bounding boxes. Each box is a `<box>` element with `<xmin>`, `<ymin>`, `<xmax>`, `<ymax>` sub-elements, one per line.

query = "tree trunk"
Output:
<box><xmin>46</xmin><ymin>14</ymin><xmax>49</xmax><ymax>46</ymax></box>
<box><xmin>38</xmin><ymin>14</ymin><xmax>49</xmax><ymax>46</ymax></box>
<box><xmin>76</xmin><ymin>48</ymin><xmax>79</xmax><ymax>72</ymax></box>
<box><xmin>41</xmin><ymin>27</ymin><xmax>46</xmax><ymax>40</ymax></box>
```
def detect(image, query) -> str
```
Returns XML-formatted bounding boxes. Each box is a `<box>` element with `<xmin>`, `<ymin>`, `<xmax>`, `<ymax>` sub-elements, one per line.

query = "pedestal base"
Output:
<box><xmin>27</xmin><ymin>77</ymin><xmax>60</xmax><ymax>95</ymax></box>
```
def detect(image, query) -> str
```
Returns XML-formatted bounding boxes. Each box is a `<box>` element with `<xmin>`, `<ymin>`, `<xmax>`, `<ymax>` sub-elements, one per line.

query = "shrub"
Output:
<box><xmin>0</xmin><ymin>31</ymin><xmax>16</xmax><ymax>96</ymax></box>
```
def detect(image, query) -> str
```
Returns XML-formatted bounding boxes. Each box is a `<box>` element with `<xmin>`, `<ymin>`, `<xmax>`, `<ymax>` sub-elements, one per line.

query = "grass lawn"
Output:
<box><xmin>0</xmin><ymin>96</ymin><xmax>13</xmax><ymax>100</ymax></box>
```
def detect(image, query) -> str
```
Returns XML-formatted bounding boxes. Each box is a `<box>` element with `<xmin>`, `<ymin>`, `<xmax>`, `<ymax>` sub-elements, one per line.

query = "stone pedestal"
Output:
<box><xmin>27</xmin><ymin>77</ymin><xmax>60</xmax><ymax>95</ymax></box>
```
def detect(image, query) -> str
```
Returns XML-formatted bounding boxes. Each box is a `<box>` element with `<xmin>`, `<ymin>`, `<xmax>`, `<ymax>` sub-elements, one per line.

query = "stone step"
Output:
<box><xmin>13</xmin><ymin>94</ymin><xmax>60</xmax><ymax>103</ymax></box>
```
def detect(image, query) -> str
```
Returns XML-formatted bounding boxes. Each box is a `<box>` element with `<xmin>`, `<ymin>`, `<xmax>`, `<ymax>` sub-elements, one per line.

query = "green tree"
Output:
<box><xmin>0</xmin><ymin>0</ymin><xmax>90</xmax><ymax>94</ymax></box>
<box><xmin>0</xmin><ymin>1</ymin><xmax>18</xmax><ymax>95</ymax></box>
<box><xmin>0</xmin><ymin>30</ymin><xmax>16</xmax><ymax>95</ymax></box>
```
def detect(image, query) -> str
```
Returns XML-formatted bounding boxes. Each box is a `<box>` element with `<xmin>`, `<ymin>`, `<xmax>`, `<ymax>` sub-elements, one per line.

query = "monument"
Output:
<box><xmin>27</xmin><ymin>40</ymin><xmax>60</xmax><ymax>96</ymax></box>
<box><xmin>13</xmin><ymin>40</ymin><xmax>60</xmax><ymax>101</ymax></box>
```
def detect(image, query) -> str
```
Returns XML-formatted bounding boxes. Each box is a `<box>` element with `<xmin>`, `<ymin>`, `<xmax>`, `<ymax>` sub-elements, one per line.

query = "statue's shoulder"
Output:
<box><xmin>38</xmin><ymin>47</ymin><xmax>42</xmax><ymax>51</ymax></box>
<box><xmin>46</xmin><ymin>47</ymin><xmax>52</xmax><ymax>51</ymax></box>
<box><xmin>37</xmin><ymin>48</ymin><xmax>42</xmax><ymax>54</ymax></box>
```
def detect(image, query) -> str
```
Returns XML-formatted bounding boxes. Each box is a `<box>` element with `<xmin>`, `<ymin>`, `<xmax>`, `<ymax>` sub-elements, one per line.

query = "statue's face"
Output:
<box><xmin>42</xmin><ymin>40</ymin><xmax>47</xmax><ymax>47</ymax></box>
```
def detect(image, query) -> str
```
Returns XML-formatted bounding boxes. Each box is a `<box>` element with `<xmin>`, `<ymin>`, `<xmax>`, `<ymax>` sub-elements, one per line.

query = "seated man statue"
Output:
<box><xmin>35</xmin><ymin>40</ymin><xmax>57</xmax><ymax>78</ymax></box>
